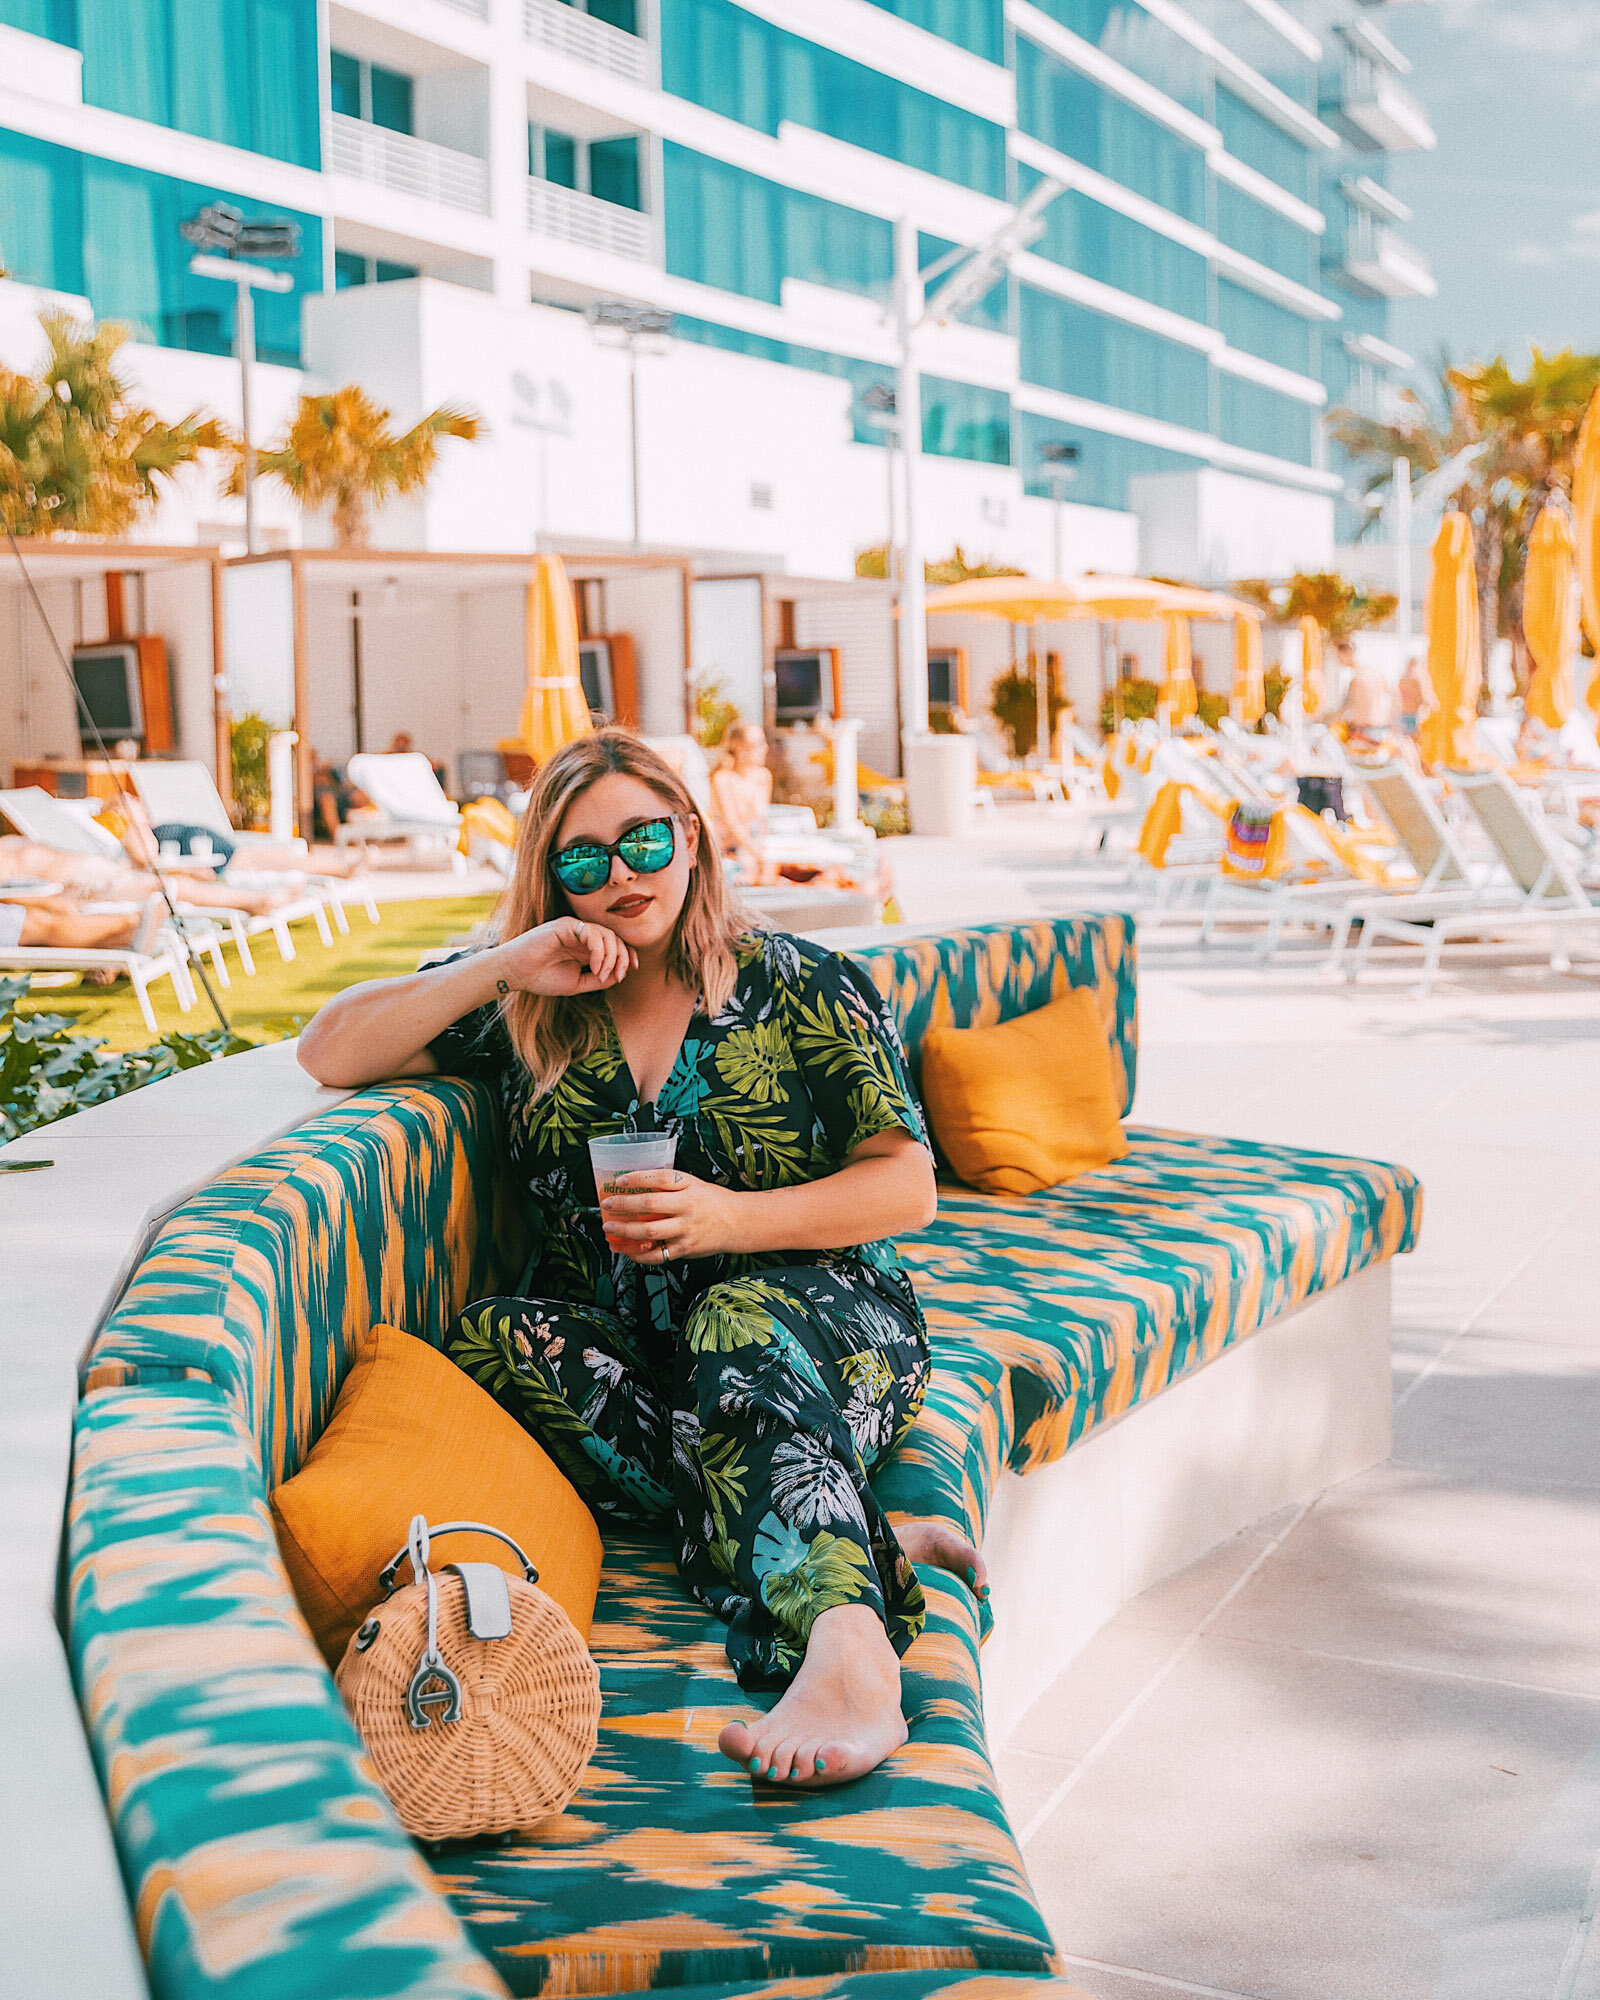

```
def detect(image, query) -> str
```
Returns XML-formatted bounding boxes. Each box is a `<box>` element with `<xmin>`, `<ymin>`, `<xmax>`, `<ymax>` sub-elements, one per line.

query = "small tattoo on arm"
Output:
<box><xmin>496</xmin><ymin>979</ymin><xmax>510</xmax><ymax>997</ymax></box>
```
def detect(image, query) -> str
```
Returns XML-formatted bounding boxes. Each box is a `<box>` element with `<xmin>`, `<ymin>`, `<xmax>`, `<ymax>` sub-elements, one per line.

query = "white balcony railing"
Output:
<box><xmin>435</xmin><ymin>0</ymin><xmax>489</xmax><ymax>14</ymax></box>
<box><xmin>1340</xmin><ymin>216</ymin><xmax>1437</xmax><ymax>302</ymax></box>
<box><xmin>1328</xmin><ymin>54</ymin><xmax>1437</xmax><ymax>154</ymax></box>
<box><xmin>330</xmin><ymin>112</ymin><xmax>490</xmax><ymax>215</ymax></box>
<box><xmin>526</xmin><ymin>176</ymin><xmax>652</xmax><ymax>261</ymax></box>
<box><xmin>524</xmin><ymin>0</ymin><xmax>650</xmax><ymax>84</ymax></box>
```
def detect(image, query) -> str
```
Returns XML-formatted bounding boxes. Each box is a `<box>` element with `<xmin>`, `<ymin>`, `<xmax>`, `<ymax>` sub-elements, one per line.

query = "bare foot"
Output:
<box><xmin>717</xmin><ymin>1603</ymin><xmax>907</xmax><ymax>1788</ymax></box>
<box><xmin>896</xmin><ymin>1518</ymin><xmax>989</xmax><ymax>1602</ymax></box>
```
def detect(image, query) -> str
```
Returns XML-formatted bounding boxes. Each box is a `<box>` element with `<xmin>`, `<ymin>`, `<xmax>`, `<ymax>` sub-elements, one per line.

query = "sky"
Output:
<box><xmin>1381</xmin><ymin>0</ymin><xmax>1600</xmax><ymax>377</ymax></box>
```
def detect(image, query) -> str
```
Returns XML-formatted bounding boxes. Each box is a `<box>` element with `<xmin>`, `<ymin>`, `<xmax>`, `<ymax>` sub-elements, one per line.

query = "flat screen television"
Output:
<box><xmin>579</xmin><ymin>639</ymin><xmax>614</xmax><ymax>717</ymax></box>
<box><xmin>774</xmin><ymin>650</ymin><xmax>825</xmax><ymax>724</ymax></box>
<box><xmin>72</xmin><ymin>643</ymin><xmax>144</xmax><ymax>746</ymax></box>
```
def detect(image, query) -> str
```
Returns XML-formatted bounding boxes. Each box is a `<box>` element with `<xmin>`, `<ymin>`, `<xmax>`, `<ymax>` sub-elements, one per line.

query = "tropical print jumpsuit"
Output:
<box><xmin>431</xmin><ymin>929</ymin><xmax>932</xmax><ymax>1690</ymax></box>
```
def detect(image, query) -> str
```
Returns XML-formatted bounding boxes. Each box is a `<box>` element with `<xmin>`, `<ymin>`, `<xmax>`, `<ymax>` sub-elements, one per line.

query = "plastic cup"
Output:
<box><xmin>588</xmin><ymin>1131</ymin><xmax>677</xmax><ymax>1203</ymax></box>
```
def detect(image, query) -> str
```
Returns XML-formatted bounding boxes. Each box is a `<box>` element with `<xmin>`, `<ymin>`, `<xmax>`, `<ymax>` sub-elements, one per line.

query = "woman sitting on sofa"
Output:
<box><xmin>299</xmin><ymin>729</ymin><xmax>984</xmax><ymax>1788</ymax></box>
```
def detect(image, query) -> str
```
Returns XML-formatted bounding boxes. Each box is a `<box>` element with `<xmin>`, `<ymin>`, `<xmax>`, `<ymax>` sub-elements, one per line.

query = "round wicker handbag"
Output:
<box><xmin>335</xmin><ymin>1514</ymin><xmax>601</xmax><ymax>1843</ymax></box>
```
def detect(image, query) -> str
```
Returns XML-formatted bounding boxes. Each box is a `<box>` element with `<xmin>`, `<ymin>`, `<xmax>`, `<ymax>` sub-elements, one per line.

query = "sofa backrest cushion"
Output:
<box><xmin>83</xmin><ymin>1080</ymin><xmax>520</xmax><ymax>1486</ymax></box>
<box><xmin>847</xmin><ymin>914</ymin><xmax>1139</xmax><ymax>1116</ymax></box>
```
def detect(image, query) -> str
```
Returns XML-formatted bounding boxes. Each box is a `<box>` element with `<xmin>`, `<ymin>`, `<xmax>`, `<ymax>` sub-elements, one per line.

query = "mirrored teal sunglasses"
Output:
<box><xmin>550</xmin><ymin>814</ymin><xmax>678</xmax><ymax>896</ymax></box>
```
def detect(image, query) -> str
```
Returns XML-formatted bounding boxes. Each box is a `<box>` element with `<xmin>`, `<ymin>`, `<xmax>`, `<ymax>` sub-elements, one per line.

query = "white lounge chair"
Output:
<box><xmin>1348</xmin><ymin>770</ymin><xmax>1600</xmax><ymax>996</ymax></box>
<box><xmin>340</xmin><ymin>753</ymin><xmax>465</xmax><ymax>874</ymax></box>
<box><xmin>1</xmin><ymin>786</ymin><xmax>329</xmax><ymax>972</ymax></box>
<box><xmin>0</xmin><ymin>894</ymin><xmax>201</xmax><ymax>1035</ymax></box>
<box><xmin>129</xmin><ymin>762</ymin><xmax>379</xmax><ymax>932</ymax></box>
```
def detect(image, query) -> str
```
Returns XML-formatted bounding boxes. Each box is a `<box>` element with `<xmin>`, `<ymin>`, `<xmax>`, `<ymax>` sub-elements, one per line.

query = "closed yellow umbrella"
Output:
<box><xmin>1298</xmin><ymin>614</ymin><xmax>1325</xmax><ymax>717</ymax></box>
<box><xmin>1161</xmin><ymin>615</ymin><xmax>1198</xmax><ymax>720</ymax></box>
<box><xmin>501</xmin><ymin>554</ymin><xmax>593</xmax><ymax>764</ymax></box>
<box><xmin>1417</xmin><ymin>511</ymin><xmax>1481</xmax><ymax>770</ymax></box>
<box><xmin>1572</xmin><ymin>387</ymin><xmax>1600</xmax><ymax>722</ymax></box>
<box><xmin>1232</xmin><ymin>613</ymin><xmax>1266</xmax><ymax>723</ymax></box>
<box><xmin>1524</xmin><ymin>502</ymin><xmax>1578</xmax><ymax>729</ymax></box>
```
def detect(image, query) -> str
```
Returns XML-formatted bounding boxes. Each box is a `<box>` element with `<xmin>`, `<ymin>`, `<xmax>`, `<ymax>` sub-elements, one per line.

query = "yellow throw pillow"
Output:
<box><xmin>271</xmin><ymin>1324</ymin><xmax>604</xmax><ymax>1666</ymax></box>
<box><xmin>920</xmin><ymin>988</ymin><xmax>1130</xmax><ymax>1196</ymax></box>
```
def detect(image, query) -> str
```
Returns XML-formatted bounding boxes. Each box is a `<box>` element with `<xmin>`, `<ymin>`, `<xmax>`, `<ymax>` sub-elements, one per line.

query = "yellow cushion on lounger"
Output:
<box><xmin>920</xmin><ymin>988</ymin><xmax>1129</xmax><ymax>1196</ymax></box>
<box><xmin>271</xmin><ymin>1323</ymin><xmax>603</xmax><ymax>1666</ymax></box>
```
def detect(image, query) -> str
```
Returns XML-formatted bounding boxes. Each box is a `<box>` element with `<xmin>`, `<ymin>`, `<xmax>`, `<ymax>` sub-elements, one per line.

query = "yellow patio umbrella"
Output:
<box><xmin>501</xmin><ymin>554</ymin><xmax>593</xmax><ymax>764</ymax></box>
<box><xmin>1417</xmin><ymin>512</ymin><xmax>1481</xmax><ymax>770</ymax></box>
<box><xmin>1161</xmin><ymin>615</ymin><xmax>1198</xmax><ymax>721</ymax></box>
<box><xmin>1572</xmin><ymin>387</ymin><xmax>1600</xmax><ymax>722</ymax></box>
<box><xmin>1523</xmin><ymin>502</ymin><xmax>1578</xmax><ymax>730</ymax></box>
<box><xmin>1233</xmin><ymin>613</ymin><xmax>1266</xmax><ymax>723</ymax></box>
<box><xmin>1298</xmin><ymin>614</ymin><xmax>1325</xmax><ymax>717</ymax></box>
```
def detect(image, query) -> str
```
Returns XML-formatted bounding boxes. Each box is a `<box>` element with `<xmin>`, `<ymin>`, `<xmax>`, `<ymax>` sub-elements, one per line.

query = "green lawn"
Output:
<box><xmin>17</xmin><ymin>896</ymin><xmax>498</xmax><ymax>1052</ymax></box>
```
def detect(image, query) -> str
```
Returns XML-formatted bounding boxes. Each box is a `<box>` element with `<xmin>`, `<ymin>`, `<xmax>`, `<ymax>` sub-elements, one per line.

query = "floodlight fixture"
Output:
<box><xmin>585</xmin><ymin>298</ymin><xmax>674</xmax><ymax>340</ymax></box>
<box><xmin>180</xmin><ymin>201</ymin><xmax>300</xmax><ymax>261</ymax></box>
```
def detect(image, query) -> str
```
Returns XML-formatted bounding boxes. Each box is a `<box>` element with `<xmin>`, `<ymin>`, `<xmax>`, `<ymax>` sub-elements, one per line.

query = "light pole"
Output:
<box><xmin>181</xmin><ymin>203</ymin><xmax>299</xmax><ymax>556</ymax></box>
<box><xmin>585</xmin><ymin>299</ymin><xmax>674</xmax><ymax>547</ymax></box>
<box><xmin>862</xmin><ymin>380</ymin><xmax>904</xmax><ymax>734</ymax></box>
<box><xmin>892</xmin><ymin>174</ymin><xmax>1065</xmax><ymax>751</ymax></box>
<box><xmin>1394</xmin><ymin>453</ymin><xmax>1413</xmax><ymax>678</ymax></box>
<box><xmin>1040</xmin><ymin>439</ymin><xmax>1079</xmax><ymax>582</ymax></box>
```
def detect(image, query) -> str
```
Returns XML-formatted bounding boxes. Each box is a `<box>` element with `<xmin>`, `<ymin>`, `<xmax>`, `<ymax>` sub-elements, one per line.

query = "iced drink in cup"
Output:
<box><xmin>588</xmin><ymin>1131</ymin><xmax>678</xmax><ymax>1203</ymax></box>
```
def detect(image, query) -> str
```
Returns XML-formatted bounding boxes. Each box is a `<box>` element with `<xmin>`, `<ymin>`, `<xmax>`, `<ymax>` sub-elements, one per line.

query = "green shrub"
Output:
<box><xmin>1197</xmin><ymin>691</ymin><xmax>1228</xmax><ymax>731</ymax></box>
<box><xmin>690</xmin><ymin>675</ymin><xmax>740</xmax><ymax>750</ymax></box>
<box><xmin>230</xmin><ymin>713</ymin><xmax>273</xmax><ymax>830</ymax></box>
<box><xmin>1100</xmin><ymin>678</ymin><xmax>1162</xmax><ymax>734</ymax></box>
<box><xmin>0</xmin><ymin>975</ymin><xmax>256</xmax><ymax>1141</ymax></box>
<box><xmin>861</xmin><ymin>792</ymin><xmax>909</xmax><ymax>838</ymax></box>
<box><xmin>990</xmin><ymin>662</ymin><xmax>1066</xmax><ymax>760</ymax></box>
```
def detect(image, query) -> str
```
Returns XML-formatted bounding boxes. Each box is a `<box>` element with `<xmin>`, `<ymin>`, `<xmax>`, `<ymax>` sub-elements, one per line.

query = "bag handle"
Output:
<box><xmin>378</xmin><ymin>1516</ymin><xmax>540</xmax><ymax>1597</ymax></box>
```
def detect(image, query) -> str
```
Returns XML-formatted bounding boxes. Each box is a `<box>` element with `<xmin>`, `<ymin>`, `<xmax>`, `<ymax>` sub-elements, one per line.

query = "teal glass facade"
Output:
<box><xmin>1215</xmin><ymin>87</ymin><xmax>1310</xmax><ymax>200</ymax></box>
<box><xmin>0</xmin><ymin>126</ymin><xmax>320</xmax><ymax>364</ymax></box>
<box><xmin>660</xmin><ymin>0</ymin><xmax>1006</xmax><ymax>196</ymax></box>
<box><xmin>1216</xmin><ymin>278</ymin><xmax>1313</xmax><ymax>375</ymax></box>
<box><xmin>921</xmin><ymin>376</ymin><xmax>1009</xmax><ymax>463</ymax></box>
<box><xmin>1020</xmin><ymin>285</ymin><xmax>1210</xmax><ymax>430</ymax></box>
<box><xmin>1023</xmin><ymin>169</ymin><xmax>1208</xmax><ymax>323</ymax></box>
<box><xmin>860</xmin><ymin>0</ymin><xmax>1001</xmax><ymax>63</ymax></box>
<box><xmin>43</xmin><ymin>0</ymin><xmax>322</xmax><ymax>168</ymax></box>
<box><xmin>1215</xmin><ymin>181</ymin><xmax>1317</xmax><ymax>286</ymax></box>
<box><xmin>1025</xmin><ymin>0</ymin><xmax>1206</xmax><ymax>117</ymax></box>
<box><xmin>1218</xmin><ymin>372</ymin><xmax>1316</xmax><ymax>465</ymax></box>
<box><xmin>1016</xmin><ymin>36</ymin><xmax>1206</xmax><ymax>223</ymax></box>
<box><xmin>664</xmin><ymin>143</ymin><xmax>893</xmax><ymax>304</ymax></box>
<box><xmin>1017</xmin><ymin>409</ymin><xmax>1204</xmax><ymax>509</ymax></box>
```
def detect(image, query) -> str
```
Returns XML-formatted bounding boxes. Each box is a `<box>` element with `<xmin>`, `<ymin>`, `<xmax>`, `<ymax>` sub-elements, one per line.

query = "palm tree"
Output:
<box><xmin>1328</xmin><ymin>348</ymin><xmax>1600</xmax><ymax>683</ymax></box>
<box><xmin>238</xmin><ymin>386</ymin><xmax>481</xmax><ymax>545</ymax></box>
<box><xmin>0</xmin><ymin>311</ymin><xmax>224</xmax><ymax>538</ymax></box>
<box><xmin>1234</xmin><ymin>571</ymin><xmax>1398</xmax><ymax>642</ymax></box>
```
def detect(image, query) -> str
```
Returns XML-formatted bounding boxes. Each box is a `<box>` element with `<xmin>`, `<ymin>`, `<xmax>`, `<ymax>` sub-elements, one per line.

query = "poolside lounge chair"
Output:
<box><xmin>1</xmin><ymin>785</ymin><xmax>336</xmax><ymax>971</ymax></box>
<box><xmin>0</xmin><ymin>895</ymin><xmax>201</xmax><ymax>1035</ymax></box>
<box><xmin>339</xmin><ymin>753</ymin><xmax>465</xmax><ymax>874</ymax></box>
<box><xmin>1347</xmin><ymin>769</ymin><xmax>1600</xmax><ymax>995</ymax></box>
<box><xmin>130</xmin><ymin>762</ymin><xmax>379</xmax><ymax>930</ymax></box>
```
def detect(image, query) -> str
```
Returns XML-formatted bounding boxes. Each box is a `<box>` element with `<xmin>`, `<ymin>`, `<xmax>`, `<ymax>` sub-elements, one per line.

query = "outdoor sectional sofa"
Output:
<box><xmin>65</xmin><ymin>916</ymin><xmax>1422</xmax><ymax>2000</ymax></box>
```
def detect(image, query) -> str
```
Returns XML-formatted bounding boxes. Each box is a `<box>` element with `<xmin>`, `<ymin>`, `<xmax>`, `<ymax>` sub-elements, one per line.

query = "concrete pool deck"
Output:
<box><xmin>891</xmin><ymin>810</ymin><xmax>1600</xmax><ymax>2000</ymax></box>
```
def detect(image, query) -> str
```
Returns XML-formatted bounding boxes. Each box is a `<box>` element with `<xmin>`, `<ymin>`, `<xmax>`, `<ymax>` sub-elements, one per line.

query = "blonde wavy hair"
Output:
<box><xmin>497</xmin><ymin>729</ymin><xmax>744</xmax><ymax>1093</ymax></box>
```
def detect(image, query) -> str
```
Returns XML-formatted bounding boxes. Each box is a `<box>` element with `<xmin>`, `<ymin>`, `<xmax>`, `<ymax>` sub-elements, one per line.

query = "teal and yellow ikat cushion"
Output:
<box><xmin>881</xmin><ymin>1126</ymin><xmax>1423</xmax><ymax>1534</ymax></box>
<box><xmin>439</xmin><ymin>1530</ymin><xmax>1056</xmax><ymax>1996</ymax></box>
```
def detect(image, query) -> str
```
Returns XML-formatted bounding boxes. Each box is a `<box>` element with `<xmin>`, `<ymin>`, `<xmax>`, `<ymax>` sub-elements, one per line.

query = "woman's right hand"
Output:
<box><xmin>493</xmin><ymin>918</ymin><xmax>636</xmax><ymax>997</ymax></box>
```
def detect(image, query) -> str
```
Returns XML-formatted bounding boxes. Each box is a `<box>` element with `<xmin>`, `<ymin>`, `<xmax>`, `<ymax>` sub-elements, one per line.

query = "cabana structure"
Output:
<box><xmin>0</xmin><ymin>538</ymin><xmax>231</xmax><ymax>801</ymax></box>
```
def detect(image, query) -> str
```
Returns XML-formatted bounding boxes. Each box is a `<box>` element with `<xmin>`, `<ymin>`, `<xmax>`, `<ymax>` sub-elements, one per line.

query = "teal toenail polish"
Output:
<box><xmin>768</xmin><ymin>1765</ymin><xmax>781</xmax><ymax>1779</ymax></box>
<box><xmin>749</xmin><ymin>1756</ymin><xmax>763</xmax><ymax>1773</ymax></box>
<box><xmin>966</xmin><ymin>1566</ymin><xmax>977</xmax><ymax>1584</ymax></box>
<box><xmin>815</xmin><ymin>1756</ymin><xmax>827</xmax><ymax>1773</ymax></box>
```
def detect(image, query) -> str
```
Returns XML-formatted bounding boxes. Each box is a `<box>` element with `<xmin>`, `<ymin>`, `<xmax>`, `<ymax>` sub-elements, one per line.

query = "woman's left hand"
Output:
<box><xmin>600</xmin><ymin>1169</ymin><xmax>740</xmax><ymax>1265</ymax></box>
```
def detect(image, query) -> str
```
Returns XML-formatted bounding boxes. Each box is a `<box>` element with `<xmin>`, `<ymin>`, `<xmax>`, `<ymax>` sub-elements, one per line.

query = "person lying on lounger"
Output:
<box><xmin>0</xmin><ymin>832</ymin><xmax>295</xmax><ymax>921</ymax></box>
<box><xmin>0</xmin><ymin>891</ymin><xmax>159</xmax><ymax>958</ymax></box>
<box><xmin>299</xmin><ymin>727</ymin><xmax>988</xmax><ymax>1790</ymax></box>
